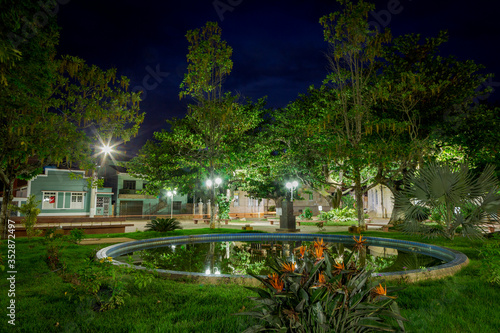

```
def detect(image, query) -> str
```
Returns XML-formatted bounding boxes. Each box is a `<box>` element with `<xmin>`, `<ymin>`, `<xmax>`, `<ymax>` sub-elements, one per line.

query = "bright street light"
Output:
<box><xmin>206</xmin><ymin>177</ymin><xmax>222</xmax><ymax>188</ymax></box>
<box><xmin>101</xmin><ymin>144</ymin><xmax>113</xmax><ymax>155</ymax></box>
<box><xmin>286</xmin><ymin>181</ymin><xmax>299</xmax><ymax>201</ymax></box>
<box><xmin>167</xmin><ymin>190</ymin><xmax>177</xmax><ymax>218</ymax></box>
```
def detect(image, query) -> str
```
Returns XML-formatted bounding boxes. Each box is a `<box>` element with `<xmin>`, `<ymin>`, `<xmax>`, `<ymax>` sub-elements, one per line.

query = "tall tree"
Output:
<box><xmin>318</xmin><ymin>0</ymin><xmax>391</xmax><ymax>227</ymax></box>
<box><xmin>129</xmin><ymin>22</ymin><xmax>264</xmax><ymax>228</ymax></box>
<box><xmin>0</xmin><ymin>3</ymin><xmax>143</xmax><ymax>237</ymax></box>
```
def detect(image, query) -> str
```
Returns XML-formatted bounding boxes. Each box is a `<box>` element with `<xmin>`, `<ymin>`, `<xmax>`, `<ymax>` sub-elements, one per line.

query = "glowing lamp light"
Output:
<box><xmin>101</xmin><ymin>144</ymin><xmax>113</xmax><ymax>155</ymax></box>
<box><xmin>286</xmin><ymin>180</ymin><xmax>299</xmax><ymax>201</ymax></box>
<box><xmin>206</xmin><ymin>177</ymin><xmax>222</xmax><ymax>188</ymax></box>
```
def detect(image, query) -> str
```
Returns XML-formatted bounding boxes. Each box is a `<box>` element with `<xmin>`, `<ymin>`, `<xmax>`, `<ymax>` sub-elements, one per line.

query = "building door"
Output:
<box><xmin>119</xmin><ymin>201</ymin><xmax>143</xmax><ymax>217</ymax></box>
<box><xmin>103</xmin><ymin>197</ymin><xmax>110</xmax><ymax>216</ymax></box>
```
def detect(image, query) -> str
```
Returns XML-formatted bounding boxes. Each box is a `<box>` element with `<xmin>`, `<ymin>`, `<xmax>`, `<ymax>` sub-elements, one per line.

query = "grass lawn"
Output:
<box><xmin>1</xmin><ymin>229</ymin><xmax>499</xmax><ymax>332</ymax></box>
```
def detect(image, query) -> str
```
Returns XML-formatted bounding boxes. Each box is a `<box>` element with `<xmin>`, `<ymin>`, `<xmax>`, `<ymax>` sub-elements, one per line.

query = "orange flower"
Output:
<box><xmin>318</xmin><ymin>271</ymin><xmax>326</xmax><ymax>284</ymax></box>
<box><xmin>267</xmin><ymin>273</ymin><xmax>284</xmax><ymax>292</ymax></box>
<box><xmin>299</xmin><ymin>245</ymin><xmax>306</xmax><ymax>258</ymax></box>
<box><xmin>353</xmin><ymin>234</ymin><xmax>367</xmax><ymax>251</ymax></box>
<box><xmin>371</xmin><ymin>283</ymin><xmax>396</xmax><ymax>299</ymax></box>
<box><xmin>314</xmin><ymin>238</ymin><xmax>326</xmax><ymax>249</ymax></box>
<box><xmin>333</xmin><ymin>261</ymin><xmax>344</xmax><ymax>271</ymax></box>
<box><xmin>314</xmin><ymin>246</ymin><xmax>324</xmax><ymax>261</ymax></box>
<box><xmin>313</xmin><ymin>271</ymin><xmax>328</xmax><ymax>288</ymax></box>
<box><xmin>332</xmin><ymin>261</ymin><xmax>344</xmax><ymax>275</ymax></box>
<box><xmin>281</xmin><ymin>262</ymin><xmax>296</xmax><ymax>273</ymax></box>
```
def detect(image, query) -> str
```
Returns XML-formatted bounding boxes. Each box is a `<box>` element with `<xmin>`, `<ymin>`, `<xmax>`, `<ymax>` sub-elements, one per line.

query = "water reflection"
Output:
<box><xmin>117</xmin><ymin>240</ymin><xmax>444</xmax><ymax>276</ymax></box>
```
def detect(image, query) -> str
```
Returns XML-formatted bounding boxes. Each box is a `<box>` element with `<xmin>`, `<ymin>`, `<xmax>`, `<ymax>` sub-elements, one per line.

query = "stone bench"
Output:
<box><xmin>366</xmin><ymin>223</ymin><xmax>393</xmax><ymax>232</ymax></box>
<box><xmin>193</xmin><ymin>219</ymin><xmax>229</xmax><ymax>225</ymax></box>
<box><xmin>268</xmin><ymin>218</ymin><xmax>280</xmax><ymax>225</ymax></box>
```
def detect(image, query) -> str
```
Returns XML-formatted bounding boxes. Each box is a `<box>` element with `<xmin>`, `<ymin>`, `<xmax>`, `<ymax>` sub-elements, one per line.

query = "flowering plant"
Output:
<box><xmin>236</xmin><ymin>238</ymin><xmax>406</xmax><ymax>332</ymax></box>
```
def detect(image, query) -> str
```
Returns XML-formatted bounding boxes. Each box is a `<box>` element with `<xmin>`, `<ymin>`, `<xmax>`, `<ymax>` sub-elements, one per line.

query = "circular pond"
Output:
<box><xmin>96</xmin><ymin>234</ymin><xmax>469</xmax><ymax>285</ymax></box>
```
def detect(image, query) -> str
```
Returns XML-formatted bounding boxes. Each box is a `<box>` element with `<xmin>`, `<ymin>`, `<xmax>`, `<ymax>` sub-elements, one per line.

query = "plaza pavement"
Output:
<box><xmin>123</xmin><ymin>217</ymin><xmax>392</xmax><ymax>234</ymax></box>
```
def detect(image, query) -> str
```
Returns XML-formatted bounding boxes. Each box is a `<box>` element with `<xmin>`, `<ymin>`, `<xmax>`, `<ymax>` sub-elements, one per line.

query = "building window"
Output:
<box><xmin>309</xmin><ymin>193</ymin><xmax>313</xmax><ymax>200</ymax></box>
<box><xmin>375</xmin><ymin>190</ymin><xmax>378</xmax><ymax>205</ymax></box>
<box><xmin>123</xmin><ymin>180</ymin><xmax>136</xmax><ymax>190</ymax></box>
<box><xmin>42</xmin><ymin>192</ymin><xmax>57</xmax><ymax>209</ymax></box>
<box><xmin>97</xmin><ymin>197</ymin><xmax>104</xmax><ymax>208</ymax></box>
<box><xmin>173</xmin><ymin>201</ymin><xmax>182</xmax><ymax>210</ymax></box>
<box><xmin>71</xmin><ymin>193</ymin><xmax>84</xmax><ymax>209</ymax></box>
<box><xmin>234</xmin><ymin>193</ymin><xmax>239</xmax><ymax>207</ymax></box>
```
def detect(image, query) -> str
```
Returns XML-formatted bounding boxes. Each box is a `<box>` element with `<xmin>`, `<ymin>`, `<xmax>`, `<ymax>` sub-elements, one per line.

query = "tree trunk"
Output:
<box><xmin>273</xmin><ymin>197</ymin><xmax>284</xmax><ymax>209</ymax></box>
<box><xmin>353</xmin><ymin>166</ymin><xmax>365</xmax><ymax>228</ymax></box>
<box><xmin>1</xmin><ymin>179</ymin><xmax>14</xmax><ymax>239</ymax></box>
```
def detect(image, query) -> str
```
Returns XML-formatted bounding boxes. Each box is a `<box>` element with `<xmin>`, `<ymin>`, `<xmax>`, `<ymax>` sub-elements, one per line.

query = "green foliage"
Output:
<box><xmin>69</xmin><ymin>228</ymin><xmax>85</xmax><ymax>244</ymax></box>
<box><xmin>44</xmin><ymin>228</ymin><xmax>67</xmax><ymax>271</ymax></box>
<box><xmin>9</xmin><ymin>194</ymin><xmax>41</xmax><ymax>240</ymax></box>
<box><xmin>67</xmin><ymin>257</ymin><xmax>129</xmax><ymax>312</ymax></box>
<box><xmin>319</xmin><ymin>207</ymin><xmax>357</xmax><ymax>224</ymax></box>
<box><xmin>395</xmin><ymin>162</ymin><xmax>500</xmax><ymax>240</ymax></box>
<box><xmin>268</xmin><ymin>206</ymin><xmax>276</xmax><ymax>212</ymax></box>
<box><xmin>479</xmin><ymin>233</ymin><xmax>500</xmax><ymax>286</ymax></box>
<box><xmin>179</xmin><ymin>21</ymin><xmax>233</xmax><ymax>102</ymax></box>
<box><xmin>217</xmin><ymin>193</ymin><xmax>232</xmax><ymax>220</ymax></box>
<box><xmin>298</xmin><ymin>207</ymin><xmax>313</xmax><ymax>220</ymax></box>
<box><xmin>237</xmin><ymin>238</ymin><xmax>406</xmax><ymax>332</ymax></box>
<box><xmin>145</xmin><ymin>218</ymin><xmax>183</xmax><ymax>232</ymax></box>
<box><xmin>0</xmin><ymin>0</ymin><xmax>143</xmax><ymax>237</ymax></box>
<box><xmin>341</xmin><ymin>195</ymin><xmax>355</xmax><ymax>209</ymax></box>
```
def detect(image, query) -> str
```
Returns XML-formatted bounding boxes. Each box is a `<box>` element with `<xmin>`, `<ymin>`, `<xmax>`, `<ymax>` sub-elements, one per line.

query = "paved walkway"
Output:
<box><xmin>123</xmin><ymin>217</ymin><xmax>392</xmax><ymax>234</ymax></box>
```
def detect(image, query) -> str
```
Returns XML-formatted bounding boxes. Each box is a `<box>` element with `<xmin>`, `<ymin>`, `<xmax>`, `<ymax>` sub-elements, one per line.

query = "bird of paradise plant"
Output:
<box><xmin>299</xmin><ymin>245</ymin><xmax>306</xmax><ymax>259</ymax></box>
<box><xmin>237</xmin><ymin>235</ymin><xmax>406</xmax><ymax>332</ymax></box>
<box><xmin>267</xmin><ymin>273</ymin><xmax>284</xmax><ymax>293</ymax></box>
<box><xmin>371</xmin><ymin>283</ymin><xmax>397</xmax><ymax>300</ymax></box>
<box><xmin>352</xmin><ymin>234</ymin><xmax>367</xmax><ymax>252</ymax></box>
<box><xmin>281</xmin><ymin>262</ymin><xmax>296</xmax><ymax>273</ymax></box>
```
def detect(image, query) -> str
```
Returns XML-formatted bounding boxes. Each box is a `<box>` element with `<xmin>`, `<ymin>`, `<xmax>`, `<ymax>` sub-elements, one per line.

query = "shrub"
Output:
<box><xmin>319</xmin><ymin>207</ymin><xmax>357</xmax><ymax>224</ymax></box>
<box><xmin>268</xmin><ymin>205</ymin><xmax>276</xmax><ymax>212</ymax></box>
<box><xmin>69</xmin><ymin>228</ymin><xmax>85</xmax><ymax>244</ymax></box>
<box><xmin>298</xmin><ymin>207</ymin><xmax>313</xmax><ymax>220</ymax></box>
<box><xmin>145</xmin><ymin>218</ymin><xmax>183</xmax><ymax>232</ymax></box>
<box><xmin>67</xmin><ymin>257</ymin><xmax>129</xmax><ymax>311</ymax></box>
<box><xmin>9</xmin><ymin>194</ymin><xmax>42</xmax><ymax>241</ymax></box>
<box><xmin>237</xmin><ymin>237</ymin><xmax>406</xmax><ymax>332</ymax></box>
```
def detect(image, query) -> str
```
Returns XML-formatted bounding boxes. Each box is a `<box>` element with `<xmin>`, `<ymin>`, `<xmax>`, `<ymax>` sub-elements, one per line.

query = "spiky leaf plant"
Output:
<box><xmin>394</xmin><ymin>163</ymin><xmax>500</xmax><ymax>240</ymax></box>
<box><xmin>145</xmin><ymin>218</ymin><xmax>183</xmax><ymax>232</ymax></box>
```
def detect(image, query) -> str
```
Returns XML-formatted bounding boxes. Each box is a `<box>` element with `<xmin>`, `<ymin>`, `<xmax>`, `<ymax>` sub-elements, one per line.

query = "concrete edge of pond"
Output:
<box><xmin>96</xmin><ymin>233</ymin><xmax>469</xmax><ymax>286</ymax></box>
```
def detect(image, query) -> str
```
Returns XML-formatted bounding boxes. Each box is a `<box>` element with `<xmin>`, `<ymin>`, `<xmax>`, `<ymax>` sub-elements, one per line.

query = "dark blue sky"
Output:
<box><xmin>56</xmin><ymin>0</ymin><xmax>500</xmax><ymax>156</ymax></box>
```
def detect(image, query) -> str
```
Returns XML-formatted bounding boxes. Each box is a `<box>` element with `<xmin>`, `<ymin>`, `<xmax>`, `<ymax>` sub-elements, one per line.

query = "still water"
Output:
<box><xmin>117</xmin><ymin>240</ymin><xmax>444</xmax><ymax>276</ymax></box>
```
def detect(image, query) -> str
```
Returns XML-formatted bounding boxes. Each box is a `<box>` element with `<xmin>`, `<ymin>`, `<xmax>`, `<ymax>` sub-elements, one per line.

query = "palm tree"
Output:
<box><xmin>394</xmin><ymin>163</ymin><xmax>500</xmax><ymax>240</ymax></box>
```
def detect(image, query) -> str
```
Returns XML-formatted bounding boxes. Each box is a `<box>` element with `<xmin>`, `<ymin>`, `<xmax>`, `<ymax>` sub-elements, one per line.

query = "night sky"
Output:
<box><xmin>55</xmin><ymin>0</ymin><xmax>500</xmax><ymax>157</ymax></box>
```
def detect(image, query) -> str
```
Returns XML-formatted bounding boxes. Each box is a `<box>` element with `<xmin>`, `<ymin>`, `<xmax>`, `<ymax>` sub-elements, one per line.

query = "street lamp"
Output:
<box><xmin>167</xmin><ymin>190</ymin><xmax>177</xmax><ymax>218</ymax></box>
<box><xmin>206</xmin><ymin>177</ymin><xmax>222</xmax><ymax>222</ymax></box>
<box><xmin>206</xmin><ymin>177</ymin><xmax>222</xmax><ymax>188</ymax></box>
<box><xmin>285</xmin><ymin>181</ymin><xmax>299</xmax><ymax>201</ymax></box>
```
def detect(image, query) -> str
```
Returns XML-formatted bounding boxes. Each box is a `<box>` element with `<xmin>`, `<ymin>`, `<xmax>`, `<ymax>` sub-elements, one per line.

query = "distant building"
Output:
<box><xmin>106</xmin><ymin>165</ymin><xmax>188</xmax><ymax>217</ymax></box>
<box><xmin>2</xmin><ymin>167</ymin><xmax>113</xmax><ymax>217</ymax></box>
<box><xmin>367</xmin><ymin>184</ymin><xmax>393</xmax><ymax>218</ymax></box>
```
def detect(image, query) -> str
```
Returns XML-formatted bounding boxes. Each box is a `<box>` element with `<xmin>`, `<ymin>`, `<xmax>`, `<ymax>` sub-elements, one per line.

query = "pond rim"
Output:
<box><xmin>96</xmin><ymin>233</ymin><xmax>469</xmax><ymax>284</ymax></box>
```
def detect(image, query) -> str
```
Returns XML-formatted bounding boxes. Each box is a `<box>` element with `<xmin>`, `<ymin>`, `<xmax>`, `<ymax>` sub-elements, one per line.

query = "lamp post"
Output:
<box><xmin>206</xmin><ymin>177</ymin><xmax>222</xmax><ymax>224</ymax></box>
<box><xmin>90</xmin><ymin>144</ymin><xmax>114</xmax><ymax>218</ymax></box>
<box><xmin>167</xmin><ymin>190</ymin><xmax>177</xmax><ymax>218</ymax></box>
<box><xmin>285</xmin><ymin>181</ymin><xmax>299</xmax><ymax>201</ymax></box>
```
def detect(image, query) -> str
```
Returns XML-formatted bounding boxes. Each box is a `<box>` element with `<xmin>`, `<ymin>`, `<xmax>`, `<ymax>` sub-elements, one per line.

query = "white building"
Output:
<box><xmin>367</xmin><ymin>184</ymin><xmax>394</xmax><ymax>218</ymax></box>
